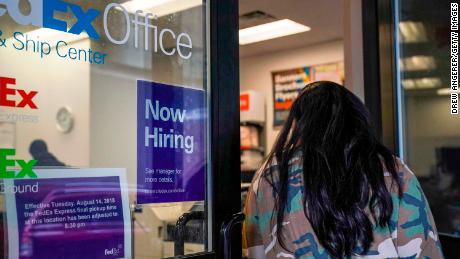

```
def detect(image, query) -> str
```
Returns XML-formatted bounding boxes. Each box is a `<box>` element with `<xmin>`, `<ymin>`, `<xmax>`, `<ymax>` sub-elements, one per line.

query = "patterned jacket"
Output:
<box><xmin>243</xmin><ymin>153</ymin><xmax>444</xmax><ymax>259</ymax></box>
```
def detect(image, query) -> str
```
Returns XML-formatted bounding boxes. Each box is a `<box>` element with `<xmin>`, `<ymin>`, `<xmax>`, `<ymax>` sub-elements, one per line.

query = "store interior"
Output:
<box><xmin>238</xmin><ymin>0</ymin><xmax>460</xmax><ymax>245</ymax></box>
<box><xmin>239</xmin><ymin>0</ymin><xmax>345</xmax><ymax>209</ymax></box>
<box><xmin>239</xmin><ymin>0</ymin><xmax>346</xmax><ymax>194</ymax></box>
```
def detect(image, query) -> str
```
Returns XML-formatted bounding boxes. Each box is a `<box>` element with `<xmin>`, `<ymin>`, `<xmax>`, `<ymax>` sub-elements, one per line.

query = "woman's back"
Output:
<box><xmin>244</xmin><ymin>152</ymin><xmax>443</xmax><ymax>258</ymax></box>
<box><xmin>243</xmin><ymin>81</ymin><xmax>443</xmax><ymax>258</ymax></box>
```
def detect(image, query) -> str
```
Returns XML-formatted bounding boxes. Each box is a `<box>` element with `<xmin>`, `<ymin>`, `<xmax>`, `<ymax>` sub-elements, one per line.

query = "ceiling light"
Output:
<box><xmin>402</xmin><ymin>79</ymin><xmax>416</xmax><ymax>89</ymax></box>
<box><xmin>399</xmin><ymin>56</ymin><xmax>436</xmax><ymax>71</ymax></box>
<box><xmin>402</xmin><ymin>77</ymin><xmax>442</xmax><ymax>89</ymax></box>
<box><xmin>120</xmin><ymin>0</ymin><xmax>202</xmax><ymax>16</ymax></box>
<box><xmin>239</xmin><ymin>19</ymin><xmax>310</xmax><ymax>45</ymax></box>
<box><xmin>399</xmin><ymin>21</ymin><xmax>428</xmax><ymax>43</ymax></box>
<box><xmin>415</xmin><ymin>77</ymin><xmax>442</xmax><ymax>88</ymax></box>
<box><xmin>437</xmin><ymin>88</ymin><xmax>452</xmax><ymax>95</ymax></box>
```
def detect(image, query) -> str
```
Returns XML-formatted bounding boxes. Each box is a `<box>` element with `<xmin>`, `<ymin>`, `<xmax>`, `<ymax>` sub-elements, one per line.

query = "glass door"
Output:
<box><xmin>0</xmin><ymin>0</ymin><xmax>241</xmax><ymax>258</ymax></box>
<box><xmin>394</xmin><ymin>0</ymin><xmax>460</xmax><ymax>239</ymax></box>
<box><xmin>363</xmin><ymin>0</ymin><xmax>460</xmax><ymax>257</ymax></box>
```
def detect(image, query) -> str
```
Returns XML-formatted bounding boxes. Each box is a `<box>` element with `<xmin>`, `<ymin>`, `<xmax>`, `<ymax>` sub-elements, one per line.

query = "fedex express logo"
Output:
<box><xmin>0</xmin><ymin>76</ymin><xmax>38</xmax><ymax>109</ymax></box>
<box><xmin>0</xmin><ymin>0</ymin><xmax>194</xmax><ymax>59</ymax></box>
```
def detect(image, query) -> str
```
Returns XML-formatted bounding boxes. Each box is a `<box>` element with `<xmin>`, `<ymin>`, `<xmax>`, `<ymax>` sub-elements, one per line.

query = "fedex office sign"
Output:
<box><xmin>0</xmin><ymin>0</ymin><xmax>194</xmax><ymax>59</ymax></box>
<box><xmin>0</xmin><ymin>0</ymin><xmax>100</xmax><ymax>39</ymax></box>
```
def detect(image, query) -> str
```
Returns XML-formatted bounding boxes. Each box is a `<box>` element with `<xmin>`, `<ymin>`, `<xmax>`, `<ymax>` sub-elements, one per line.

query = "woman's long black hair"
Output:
<box><xmin>264</xmin><ymin>81</ymin><xmax>402</xmax><ymax>257</ymax></box>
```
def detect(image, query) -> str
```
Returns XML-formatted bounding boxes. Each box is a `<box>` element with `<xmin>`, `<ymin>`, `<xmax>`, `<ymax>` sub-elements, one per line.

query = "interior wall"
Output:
<box><xmin>240</xmin><ymin>40</ymin><xmax>344</xmax><ymax>151</ymax></box>
<box><xmin>405</xmin><ymin>95</ymin><xmax>460</xmax><ymax>177</ymax></box>
<box><xmin>0</xmin><ymin>40</ymin><xmax>90</xmax><ymax>167</ymax></box>
<box><xmin>343</xmin><ymin>0</ymin><xmax>364</xmax><ymax>101</ymax></box>
<box><xmin>89</xmin><ymin>67</ymin><xmax>137</xmax><ymax>185</ymax></box>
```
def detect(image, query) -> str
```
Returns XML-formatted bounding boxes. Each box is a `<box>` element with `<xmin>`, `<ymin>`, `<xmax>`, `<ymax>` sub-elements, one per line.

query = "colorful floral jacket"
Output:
<box><xmin>243</xmin><ymin>154</ymin><xmax>444</xmax><ymax>259</ymax></box>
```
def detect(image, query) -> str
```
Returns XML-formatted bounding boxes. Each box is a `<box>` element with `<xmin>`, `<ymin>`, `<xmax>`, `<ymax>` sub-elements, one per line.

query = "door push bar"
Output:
<box><xmin>174</xmin><ymin>211</ymin><xmax>205</xmax><ymax>256</ymax></box>
<box><xmin>220</xmin><ymin>212</ymin><xmax>245</xmax><ymax>259</ymax></box>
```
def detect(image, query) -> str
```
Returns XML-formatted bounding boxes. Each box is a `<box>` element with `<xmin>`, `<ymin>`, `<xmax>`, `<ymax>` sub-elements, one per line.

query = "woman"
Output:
<box><xmin>243</xmin><ymin>81</ymin><xmax>443</xmax><ymax>258</ymax></box>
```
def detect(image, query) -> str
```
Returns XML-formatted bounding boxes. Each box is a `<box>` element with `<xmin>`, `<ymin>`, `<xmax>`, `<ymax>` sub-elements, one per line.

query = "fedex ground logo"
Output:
<box><xmin>0</xmin><ymin>149</ymin><xmax>37</xmax><ymax>179</ymax></box>
<box><xmin>0</xmin><ymin>0</ymin><xmax>194</xmax><ymax>59</ymax></box>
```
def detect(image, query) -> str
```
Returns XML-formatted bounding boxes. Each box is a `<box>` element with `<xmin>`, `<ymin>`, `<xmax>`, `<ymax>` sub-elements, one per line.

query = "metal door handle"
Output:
<box><xmin>174</xmin><ymin>211</ymin><xmax>205</xmax><ymax>256</ymax></box>
<box><xmin>220</xmin><ymin>212</ymin><xmax>245</xmax><ymax>259</ymax></box>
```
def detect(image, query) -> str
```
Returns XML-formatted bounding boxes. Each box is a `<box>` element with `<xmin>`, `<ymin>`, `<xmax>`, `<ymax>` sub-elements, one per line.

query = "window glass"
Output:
<box><xmin>397</xmin><ymin>0</ymin><xmax>460</xmax><ymax>236</ymax></box>
<box><xmin>0</xmin><ymin>0</ymin><xmax>210</xmax><ymax>258</ymax></box>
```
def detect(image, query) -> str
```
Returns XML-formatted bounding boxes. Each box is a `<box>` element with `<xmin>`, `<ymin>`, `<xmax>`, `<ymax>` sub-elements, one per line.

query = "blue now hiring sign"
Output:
<box><xmin>137</xmin><ymin>80</ymin><xmax>206</xmax><ymax>204</ymax></box>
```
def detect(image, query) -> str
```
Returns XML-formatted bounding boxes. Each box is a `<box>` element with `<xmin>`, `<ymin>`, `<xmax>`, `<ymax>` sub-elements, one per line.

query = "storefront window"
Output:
<box><xmin>396</xmin><ymin>0</ymin><xmax>460</xmax><ymax>236</ymax></box>
<box><xmin>0</xmin><ymin>0</ymin><xmax>209</xmax><ymax>258</ymax></box>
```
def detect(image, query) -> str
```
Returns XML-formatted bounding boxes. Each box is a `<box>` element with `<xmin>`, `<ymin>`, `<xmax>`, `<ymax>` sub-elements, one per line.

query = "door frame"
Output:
<box><xmin>209</xmin><ymin>0</ymin><xmax>242</xmax><ymax>258</ymax></box>
<box><xmin>169</xmin><ymin>0</ymin><xmax>240</xmax><ymax>258</ymax></box>
<box><xmin>362</xmin><ymin>0</ymin><xmax>400</xmax><ymax>154</ymax></box>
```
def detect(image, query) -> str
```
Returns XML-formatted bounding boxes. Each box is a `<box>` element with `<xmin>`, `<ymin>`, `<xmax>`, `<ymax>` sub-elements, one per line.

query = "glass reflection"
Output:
<box><xmin>0</xmin><ymin>0</ymin><xmax>209</xmax><ymax>258</ymax></box>
<box><xmin>397</xmin><ymin>0</ymin><xmax>460</xmax><ymax>236</ymax></box>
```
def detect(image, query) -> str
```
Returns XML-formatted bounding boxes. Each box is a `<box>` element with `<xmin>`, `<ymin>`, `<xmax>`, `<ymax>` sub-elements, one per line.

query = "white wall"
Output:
<box><xmin>405</xmin><ymin>95</ymin><xmax>460</xmax><ymax>177</ymax></box>
<box><xmin>0</xmin><ymin>39</ymin><xmax>90</xmax><ymax>166</ymax></box>
<box><xmin>343</xmin><ymin>0</ymin><xmax>364</xmax><ymax>101</ymax></box>
<box><xmin>240</xmin><ymin>40</ymin><xmax>344</xmax><ymax>151</ymax></box>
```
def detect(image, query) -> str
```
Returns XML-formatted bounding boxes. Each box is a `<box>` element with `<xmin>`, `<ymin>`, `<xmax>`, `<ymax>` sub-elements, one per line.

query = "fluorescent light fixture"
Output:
<box><xmin>437</xmin><ymin>88</ymin><xmax>452</xmax><ymax>95</ymax></box>
<box><xmin>399</xmin><ymin>21</ymin><xmax>428</xmax><ymax>43</ymax></box>
<box><xmin>415</xmin><ymin>77</ymin><xmax>442</xmax><ymax>88</ymax></box>
<box><xmin>402</xmin><ymin>79</ymin><xmax>416</xmax><ymax>89</ymax></box>
<box><xmin>402</xmin><ymin>77</ymin><xmax>442</xmax><ymax>89</ymax></box>
<box><xmin>239</xmin><ymin>19</ymin><xmax>310</xmax><ymax>45</ymax></box>
<box><xmin>399</xmin><ymin>55</ymin><xmax>436</xmax><ymax>71</ymax></box>
<box><xmin>120</xmin><ymin>0</ymin><xmax>202</xmax><ymax>16</ymax></box>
